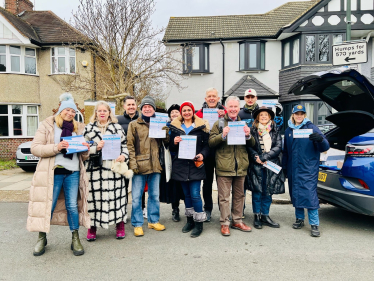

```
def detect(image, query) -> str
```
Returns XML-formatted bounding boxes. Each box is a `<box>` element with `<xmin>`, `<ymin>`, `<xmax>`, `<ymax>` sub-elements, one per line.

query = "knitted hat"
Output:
<box><xmin>57</xmin><ymin>93</ymin><xmax>78</xmax><ymax>115</ymax></box>
<box><xmin>167</xmin><ymin>104</ymin><xmax>180</xmax><ymax>117</ymax></box>
<box><xmin>180</xmin><ymin>101</ymin><xmax>195</xmax><ymax>114</ymax></box>
<box><xmin>140</xmin><ymin>95</ymin><xmax>156</xmax><ymax>111</ymax></box>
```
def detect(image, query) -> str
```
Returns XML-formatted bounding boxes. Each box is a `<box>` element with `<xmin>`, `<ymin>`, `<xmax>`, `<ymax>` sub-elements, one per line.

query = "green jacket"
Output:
<box><xmin>209</xmin><ymin>114</ymin><xmax>255</xmax><ymax>177</ymax></box>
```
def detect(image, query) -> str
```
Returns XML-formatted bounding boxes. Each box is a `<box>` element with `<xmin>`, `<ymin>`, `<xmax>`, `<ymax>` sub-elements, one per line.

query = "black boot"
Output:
<box><xmin>191</xmin><ymin>222</ymin><xmax>203</xmax><ymax>238</ymax></box>
<box><xmin>261</xmin><ymin>215</ymin><xmax>280</xmax><ymax>228</ymax></box>
<box><xmin>292</xmin><ymin>219</ymin><xmax>304</xmax><ymax>229</ymax></box>
<box><xmin>172</xmin><ymin>208</ymin><xmax>180</xmax><ymax>222</ymax></box>
<box><xmin>182</xmin><ymin>216</ymin><xmax>195</xmax><ymax>233</ymax></box>
<box><xmin>253</xmin><ymin>214</ymin><xmax>262</xmax><ymax>229</ymax></box>
<box><xmin>311</xmin><ymin>225</ymin><xmax>320</xmax><ymax>237</ymax></box>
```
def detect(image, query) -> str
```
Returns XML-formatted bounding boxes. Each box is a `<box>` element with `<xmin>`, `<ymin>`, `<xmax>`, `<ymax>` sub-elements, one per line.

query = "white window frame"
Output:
<box><xmin>0</xmin><ymin>104</ymin><xmax>39</xmax><ymax>138</ymax></box>
<box><xmin>0</xmin><ymin>45</ymin><xmax>38</xmax><ymax>75</ymax></box>
<box><xmin>51</xmin><ymin>46</ymin><xmax>76</xmax><ymax>74</ymax></box>
<box><xmin>24</xmin><ymin>47</ymin><xmax>37</xmax><ymax>75</ymax></box>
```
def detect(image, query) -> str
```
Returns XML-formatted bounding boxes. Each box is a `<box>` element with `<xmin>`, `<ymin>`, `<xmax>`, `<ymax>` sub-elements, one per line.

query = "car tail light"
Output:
<box><xmin>346</xmin><ymin>145</ymin><xmax>374</xmax><ymax>157</ymax></box>
<box><xmin>358</xmin><ymin>179</ymin><xmax>370</xmax><ymax>190</ymax></box>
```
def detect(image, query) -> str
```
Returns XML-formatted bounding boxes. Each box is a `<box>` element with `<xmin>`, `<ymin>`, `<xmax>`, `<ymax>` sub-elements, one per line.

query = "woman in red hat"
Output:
<box><xmin>168</xmin><ymin>101</ymin><xmax>210</xmax><ymax>238</ymax></box>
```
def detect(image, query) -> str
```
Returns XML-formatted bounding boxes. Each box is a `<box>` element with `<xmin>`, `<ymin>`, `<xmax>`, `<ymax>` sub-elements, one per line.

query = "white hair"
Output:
<box><xmin>225</xmin><ymin>96</ymin><xmax>240</xmax><ymax>106</ymax></box>
<box><xmin>205</xmin><ymin>87</ymin><xmax>219</xmax><ymax>96</ymax></box>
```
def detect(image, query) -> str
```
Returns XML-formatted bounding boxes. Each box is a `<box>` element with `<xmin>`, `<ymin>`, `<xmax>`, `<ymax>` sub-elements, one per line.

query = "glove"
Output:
<box><xmin>309</xmin><ymin>132</ymin><xmax>323</xmax><ymax>143</ymax></box>
<box><xmin>133</xmin><ymin>169</ymin><xmax>139</xmax><ymax>175</ymax></box>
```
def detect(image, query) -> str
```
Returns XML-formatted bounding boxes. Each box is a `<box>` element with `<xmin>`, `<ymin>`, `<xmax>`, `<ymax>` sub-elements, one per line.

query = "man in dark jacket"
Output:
<box><xmin>195</xmin><ymin>88</ymin><xmax>227</xmax><ymax>222</ymax></box>
<box><xmin>238</xmin><ymin>88</ymin><xmax>259</xmax><ymax>127</ymax></box>
<box><xmin>209</xmin><ymin>96</ymin><xmax>255</xmax><ymax>236</ymax></box>
<box><xmin>117</xmin><ymin>95</ymin><xmax>139</xmax><ymax>134</ymax></box>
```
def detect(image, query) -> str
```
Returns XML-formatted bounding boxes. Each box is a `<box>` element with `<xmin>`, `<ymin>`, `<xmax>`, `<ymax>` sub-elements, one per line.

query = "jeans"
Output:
<box><xmin>131</xmin><ymin>173</ymin><xmax>161</xmax><ymax>227</ymax></box>
<box><xmin>252</xmin><ymin>169</ymin><xmax>272</xmax><ymax>215</ymax></box>
<box><xmin>202</xmin><ymin>156</ymin><xmax>215</xmax><ymax>212</ymax></box>
<box><xmin>52</xmin><ymin>172</ymin><xmax>80</xmax><ymax>231</ymax></box>
<box><xmin>295</xmin><ymin>208</ymin><xmax>319</xmax><ymax>226</ymax></box>
<box><xmin>181</xmin><ymin>180</ymin><xmax>203</xmax><ymax>213</ymax></box>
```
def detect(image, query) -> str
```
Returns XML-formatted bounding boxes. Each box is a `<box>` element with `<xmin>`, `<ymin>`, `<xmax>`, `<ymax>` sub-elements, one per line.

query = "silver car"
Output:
<box><xmin>15</xmin><ymin>141</ymin><xmax>39</xmax><ymax>172</ymax></box>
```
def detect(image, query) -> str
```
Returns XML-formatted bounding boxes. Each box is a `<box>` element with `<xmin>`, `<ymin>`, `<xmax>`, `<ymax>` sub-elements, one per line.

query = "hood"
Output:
<box><xmin>288</xmin><ymin>68</ymin><xmax>374</xmax><ymax>150</ymax></box>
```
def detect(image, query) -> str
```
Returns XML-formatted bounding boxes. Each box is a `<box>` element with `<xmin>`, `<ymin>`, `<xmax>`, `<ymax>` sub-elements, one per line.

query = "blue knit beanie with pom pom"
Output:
<box><xmin>57</xmin><ymin>93</ymin><xmax>78</xmax><ymax>115</ymax></box>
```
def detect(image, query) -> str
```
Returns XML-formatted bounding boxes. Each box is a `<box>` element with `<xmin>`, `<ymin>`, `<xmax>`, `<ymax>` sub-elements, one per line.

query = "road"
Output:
<box><xmin>1</xmin><ymin>203</ymin><xmax>374</xmax><ymax>281</ymax></box>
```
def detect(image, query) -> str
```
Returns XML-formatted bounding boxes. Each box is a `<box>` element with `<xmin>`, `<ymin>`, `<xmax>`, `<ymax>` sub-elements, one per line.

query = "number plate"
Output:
<box><xmin>25</xmin><ymin>156</ymin><xmax>39</xmax><ymax>161</ymax></box>
<box><xmin>318</xmin><ymin>172</ymin><xmax>327</xmax><ymax>182</ymax></box>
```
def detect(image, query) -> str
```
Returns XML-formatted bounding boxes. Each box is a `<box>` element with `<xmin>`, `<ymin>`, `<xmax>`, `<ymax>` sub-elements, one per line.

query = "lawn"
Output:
<box><xmin>0</xmin><ymin>159</ymin><xmax>18</xmax><ymax>171</ymax></box>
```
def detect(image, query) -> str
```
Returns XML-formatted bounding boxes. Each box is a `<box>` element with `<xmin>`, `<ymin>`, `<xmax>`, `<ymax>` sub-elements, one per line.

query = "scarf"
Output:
<box><xmin>258</xmin><ymin>121</ymin><xmax>272</xmax><ymax>153</ymax></box>
<box><xmin>288</xmin><ymin>118</ymin><xmax>310</xmax><ymax>130</ymax></box>
<box><xmin>60</xmin><ymin>120</ymin><xmax>74</xmax><ymax>160</ymax></box>
<box><xmin>142</xmin><ymin>113</ymin><xmax>155</xmax><ymax>123</ymax></box>
<box><xmin>201</xmin><ymin>101</ymin><xmax>225</xmax><ymax>110</ymax></box>
<box><xmin>244</xmin><ymin>103</ymin><xmax>258</xmax><ymax>112</ymax></box>
<box><xmin>97</xmin><ymin>121</ymin><xmax>109</xmax><ymax>135</ymax></box>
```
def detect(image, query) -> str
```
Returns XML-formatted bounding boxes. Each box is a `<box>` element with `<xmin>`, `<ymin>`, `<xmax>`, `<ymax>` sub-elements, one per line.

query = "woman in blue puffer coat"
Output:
<box><xmin>282</xmin><ymin>105</ymin><xmax>330</xmax><ymax>237</ymax></box>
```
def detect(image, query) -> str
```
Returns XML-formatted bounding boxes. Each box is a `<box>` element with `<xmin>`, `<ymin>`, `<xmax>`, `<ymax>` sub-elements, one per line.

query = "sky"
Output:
<box><xmin>1</xmin><ymin>0</ymin><xmax>311</xmax><ymax>29</ymax></box>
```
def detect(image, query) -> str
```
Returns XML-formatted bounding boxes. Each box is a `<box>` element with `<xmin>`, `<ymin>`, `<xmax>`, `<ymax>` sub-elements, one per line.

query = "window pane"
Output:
<box><xmin>9</xmin><ymin>46</ymin><xmax>21</xmax><ymax>55</ymax></box>
<box><xmin>260</xmin><ymin>43</ymin><xmax>265</xmax><ymax>69</ymax></box>
<box><xmin>183</xmin><ymin>48</ymin><xmax>187</xmax><ymax>71</ymax></box>
<box><xmin>25</xmin><ymin>57</ymin><xmax>36</xmax><ymax>74</ymax></box>
<box><xmin>319</xmin><ymin>35</ymin><xmax>329</xmax><ymax>61</ymax></box>
<box><xmin>0</xmin><ymin>55</ymin><xmax>6</xmax><ymax>72</ymax></box>
<box><xmin>0</xmin><ymin>105</ymin><xmax>8</xmax><ymax>114</ymax></box>
<box><xmin>0</xmin><ymin>116</ymin><xmax>9</xmax><ymax>136</ymax></box>
<box><xmin>13</xmin><ymin>116</ymin><xmax>22</xmax><ymax>136</ymax></box>
<box><xmin>27</xmin><ymin>106</ymin><xmax>37</xmax><ymax>114</ymax></box>
<box><xmin>58</xmin><ymin>57</ymin><xmax>65</xmax><ymax>73</ymax></box>
<box><xmin>12</xmin><ymin>105</ymin><xmax>22</xmax><ymax>114</ymax></box>
<box><xmin>0</xmin><ymin>45</ymin><xmax>5</xmax><ymax>53</ymax></box>
<box><xmin>205</xmin><ymin>46</ymin><xmax>208</xmax><ymax>70</ymax></box>
<box><xmin>25</xmin><ymin>48</ymin><xmax>35</xmax><ymax>56</ymax></box>
<box><xmin>293</xmin><ymin>39</ymin><xmax>300</xmax><ymax>64</ymax></box>
<box><xmin>69</xmin><ymin>48</ymin><xmax>76</xmax><ymax>56</ymax></box>
<box><xmin>27</xmin><ymin>116</ymin><xmax>38</xmax><ymax>136</ymax></box>
<box><xmin>192</xmin><ymin>46</ymin><xmax>199</xmax><ymax>70</ymax></box>
<box><xmin>305</xmin><ymin>103</ymin><xmax>314</xmax><ymax>123</ymax></box>
<box><xmin>305</xmin><ymin>35</ymin><xmax>316</xmax><ymax>62</ymax></box>
<box><xmin>284</xmin><ymin>42</ymin><xmax>290</xmax><ymax>66</ymax></box>
<box><xmin>11</xmin><ymin>56</ymin><xmax>20</xmax><ymax>72</ymax></box>
<box><xmin>70</xmin><ymin>57</ymin><xmax>76</xmax><ymax>73</ymax></box>
<box><xmin>333</xmin><ymin>34</ymin><xmax>343</xmax><ymax>45</ymax></box>
<box><xmin>239</xmin><ymin>43</ymin><xmax>245</xmax><ymax>70</ymax></box>
<box><xmin>249</xmin><ymin>44</ymin><xmax>257</xmax><ymax>68</ymax></box>
<box><xmin>58</xmin><ymin>47</ymin><xmax>65</xmax><ymax>55</ymax></box>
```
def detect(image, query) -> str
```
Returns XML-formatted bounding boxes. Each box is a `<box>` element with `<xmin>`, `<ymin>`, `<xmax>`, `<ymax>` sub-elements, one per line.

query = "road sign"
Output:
<box><xmin>332</xmin><ymin>41</ymin><xmax>368</xmax><ymax>66</ymax></box>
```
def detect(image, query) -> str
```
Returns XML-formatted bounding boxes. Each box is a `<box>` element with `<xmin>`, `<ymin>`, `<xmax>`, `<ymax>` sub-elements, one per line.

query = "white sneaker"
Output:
<box><xmin>143</xmin><ymin>208</ymin><xmax>148</xmax><ymax>219</ymax></box>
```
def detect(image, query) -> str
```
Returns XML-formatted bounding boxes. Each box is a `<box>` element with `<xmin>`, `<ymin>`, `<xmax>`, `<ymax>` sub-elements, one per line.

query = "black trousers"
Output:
<box><xmin>202</xmin><ymin>155</ymin><xmax>215</xmax><ymax>212</ymax></box>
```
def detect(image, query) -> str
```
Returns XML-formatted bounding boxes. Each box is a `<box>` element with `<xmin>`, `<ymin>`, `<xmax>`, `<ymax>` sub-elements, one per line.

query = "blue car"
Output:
<box><xmin>288</xmin><ymin>68</ymin><xmax>374</xmax><ymax>216</ymax></box>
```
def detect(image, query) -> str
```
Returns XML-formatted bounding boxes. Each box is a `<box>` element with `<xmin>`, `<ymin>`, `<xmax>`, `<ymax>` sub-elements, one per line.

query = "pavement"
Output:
<box><xmin>1</xmin><ymin>203</ymin><xmax>374</xmax><ymax>280</ymax></box>
<box><xmin>0</xmin><ymin>168</ymin><xmax>291</xmax><ymax>203</ymax></box>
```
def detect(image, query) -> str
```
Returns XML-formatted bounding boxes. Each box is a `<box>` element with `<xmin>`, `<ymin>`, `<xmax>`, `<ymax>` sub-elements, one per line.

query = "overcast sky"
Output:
<box><xmin>1</xmin><ymin>0</ymin><xmax>311</xmax><ymax>29</ymax></box>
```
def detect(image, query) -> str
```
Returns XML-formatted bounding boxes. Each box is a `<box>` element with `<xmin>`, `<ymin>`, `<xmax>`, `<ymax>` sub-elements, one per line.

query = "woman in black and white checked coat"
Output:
<box><xmin>83</xmin><ymin>101</ymin><xmax>129</xmax><ymax>241</ymax></box>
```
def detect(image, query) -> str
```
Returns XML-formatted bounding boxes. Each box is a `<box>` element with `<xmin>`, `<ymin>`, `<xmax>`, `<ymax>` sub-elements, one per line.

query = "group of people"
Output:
<box><xmin>27</xmin><ymin>87</ymin><xmax>330</xmax><ymax>257</ymax></box>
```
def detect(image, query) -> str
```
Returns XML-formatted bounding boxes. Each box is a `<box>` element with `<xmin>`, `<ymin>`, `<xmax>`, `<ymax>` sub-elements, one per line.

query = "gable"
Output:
<box><xmin>0</xmin><ymin>13</ymin><xmax>32</xmax><ymax>44</ymax></box>
<box><xmin>284</xmin><ymin>0</ymin><xmax>374</xmax><ymax>33</ymax></box>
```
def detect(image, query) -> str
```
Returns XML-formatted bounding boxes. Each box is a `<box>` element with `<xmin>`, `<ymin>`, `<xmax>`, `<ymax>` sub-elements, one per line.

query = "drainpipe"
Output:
<box><xmin>220</xmin><ymin>39</ymin><xmax>225</xmax><ymax>102</ymax></box>
<box><xmin>346</xmin><ymin>0</ymin><xmax>351</xmax><ymax>41</ymax></box>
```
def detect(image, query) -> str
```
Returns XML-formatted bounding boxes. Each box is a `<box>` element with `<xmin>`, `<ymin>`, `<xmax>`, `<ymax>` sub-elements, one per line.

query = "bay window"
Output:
<box><xmin>51</xmin><ymin>47</ymin><xmax>76</xmax><ymax>74</ymax></box>
<box><xmin>304</xmin><ymin>33</ymin><xmax>344</xmax><ymax>64</ymax></box>
<box><xmin>0</xmin><ymin>45</ymin><xmax>37</xmax><ymax>74</ymax></box>
<box><xmin>282</xmin><ymin>36</ymin><xmax>300</xmax><ymax>68</ymax></box>
<box><xmin>0</xmin><ymin>104</ymin><xmax>39</xmax><ymax>138</ymax></box>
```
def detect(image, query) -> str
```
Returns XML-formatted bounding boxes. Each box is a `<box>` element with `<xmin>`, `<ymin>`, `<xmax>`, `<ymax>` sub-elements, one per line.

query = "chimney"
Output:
<box><xmin>5</xmin><ymin>0</ymin><xmax>34</xmax><ymax>15</ymax></box>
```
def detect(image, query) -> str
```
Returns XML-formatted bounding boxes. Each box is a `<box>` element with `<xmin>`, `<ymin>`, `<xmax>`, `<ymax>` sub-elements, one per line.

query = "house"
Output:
<box><xmin>0</xmin><ymin>0</ymin><xmax>95</xmax><ymax>159</ymax></box>
<box><xmin>163</xmin><ymin>0</ymin><xmax>374</xmax><ymax>132</ymax></box>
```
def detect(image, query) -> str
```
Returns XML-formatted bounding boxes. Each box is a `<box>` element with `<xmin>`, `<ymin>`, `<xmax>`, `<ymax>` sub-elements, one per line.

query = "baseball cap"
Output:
<box><xmin>244</xmin><ymin>88</ymin><xmax>257</xmax><ymax>97</ymax></box>
<box><xmin>292</xmin><ymin>104</ymin><xmax>306</xmax><ymax>114</ymax></box>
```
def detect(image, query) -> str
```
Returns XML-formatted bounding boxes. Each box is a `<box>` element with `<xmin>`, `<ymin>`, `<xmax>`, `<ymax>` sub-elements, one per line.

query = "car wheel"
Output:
<box><xmin>20</xmin><ymin>166</ymin><xmax>36</xmax><ymax>172</ymax></box>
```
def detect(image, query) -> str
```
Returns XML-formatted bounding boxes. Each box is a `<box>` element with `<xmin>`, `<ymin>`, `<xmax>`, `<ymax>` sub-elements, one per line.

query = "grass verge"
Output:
<box><xmin>0</xmin><ymin>160</ymin><xmax>18</xmax><ymax>171</ymax></box>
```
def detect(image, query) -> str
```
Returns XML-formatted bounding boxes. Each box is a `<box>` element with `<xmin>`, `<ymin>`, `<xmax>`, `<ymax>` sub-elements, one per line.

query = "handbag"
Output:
<box><xmin>163</xmin><ymin>143</ymin><xmax>172</xmax><ymax>182</ymax></box>
<box><xmin>90</xmin><ymin>150</ymin><xmax>103</xmax><ymax>167</ymax></box>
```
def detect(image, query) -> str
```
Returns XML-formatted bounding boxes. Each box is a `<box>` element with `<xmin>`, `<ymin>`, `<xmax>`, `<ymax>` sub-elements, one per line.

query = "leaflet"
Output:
<box><xmin>227</xmin><ymin>121</ymin><xmax>246</xmax><ymax>145</ymax></box>
<box><xmin>155</xmin><ymin>113</ymin><xmax>169</xmax><ymax>122</ymax></box>
<box><xmin>149</xmin><ymin>118</ymin><xmax>167</xmax><ymax>138</ymax></box>
<box><xmin>263</xmin><ymin>160</ymin><xmax>282</xmax><ymax>174</ymax></box>
<box><xmin>178</xmin><ymin>135</ymin><xmax>197</xmax><ymax>160</ymax></box>
<box><xmin>61</xmin><ymin>135</ymin><xmax>88</xmax><ymax>154</ymax></box>
<box><xmin>203</xmin><ymin>108</ymin><xmax>219</xmax><ymax>129</ymax></box>
<box><xmin>293</xmin><ymin>129</ymin><xmax>313</xmax><ymax>138</ymax></box>
<box><xmin>102</xmin><ymin>134</ymin><xmax>121</xmax><ymax>160</ymax></box>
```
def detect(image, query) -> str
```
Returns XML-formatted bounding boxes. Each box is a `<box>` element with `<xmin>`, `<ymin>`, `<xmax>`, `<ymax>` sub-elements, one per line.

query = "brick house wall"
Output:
<box><xmin>5</xmin><ymin>0</ymin><xmax>33</xmax><ymax>14</ymax></box>
<box><xmin>0</xmin><ymin>138</ymin><xmax>33</xmax><ymax>159</ymax></box>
